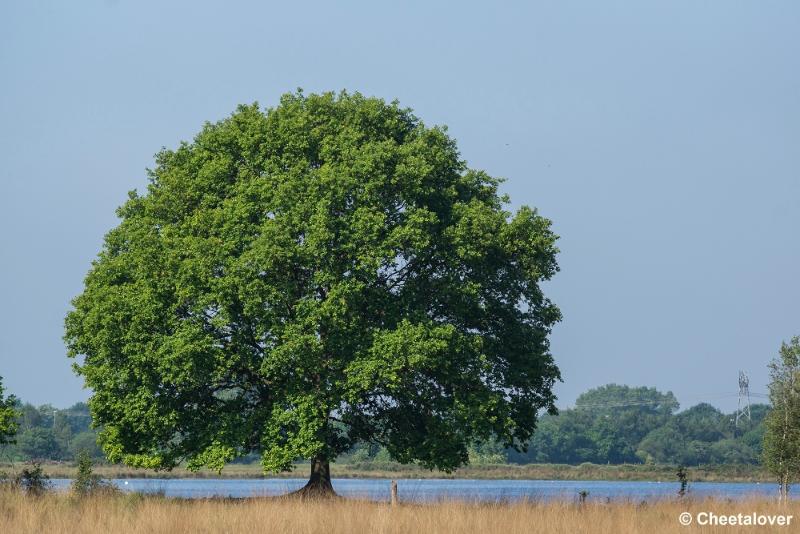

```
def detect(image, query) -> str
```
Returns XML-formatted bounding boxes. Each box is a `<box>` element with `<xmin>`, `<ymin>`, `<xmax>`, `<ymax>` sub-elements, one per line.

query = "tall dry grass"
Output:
<box><xmin>0</xmin><ymin>488</ymin><xmax>797</xmax><ymax>534</ymax></box>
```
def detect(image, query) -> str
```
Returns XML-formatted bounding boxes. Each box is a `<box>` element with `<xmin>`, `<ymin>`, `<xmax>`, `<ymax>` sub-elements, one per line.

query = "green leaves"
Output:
<box><xmin>763</xmin><ymin>336</ymin><xmax>800</xmax><ymax>487</ymax></box>
<box><xmin>345</xmin><ymin>320</ymin><xmax>463</xmax><ymax>395</ymax></box>
<box><xmin>65</xmin><ymin>90</ymin><xmax>561</xmax><ymax>475</ymax></box>
<box><xmin>0</xmin><ymin>376</ymin><xmax>18</xmax><ymax>445</ymax></box>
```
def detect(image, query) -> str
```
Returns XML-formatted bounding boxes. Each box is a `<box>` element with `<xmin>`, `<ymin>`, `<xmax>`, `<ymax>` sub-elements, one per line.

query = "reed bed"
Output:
<box><xmin>0</xmin><ymin>488</ymin><xmax>797</xmax><ymax>534</ymax></box>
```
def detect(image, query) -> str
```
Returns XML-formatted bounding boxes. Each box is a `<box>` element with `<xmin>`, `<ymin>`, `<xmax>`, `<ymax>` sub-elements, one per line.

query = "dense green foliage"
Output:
<box><xmin>517</xmin><ymin>385</ymin><xmax>679</xmax><ymax>464</ymax></box>
<box><xmin>501</xmin><ymin>385</ymin><xmax>767</xmax><ymax>467</ymax></box>
<box><xmin>0</xmin><ymin>376</ymin><xmax>18</xmax><ymax>445</ymax></box>
<box><xmin>331</xmin><ymin>385</ymin><xmax>768</xmax><ymax>468</ymax></box>
<box><xmin>0</xmin><ymin>402</ymin><xmax>101</xmax><ymax>462</ymax></box>
<box><xmin>762</xmin><ymin>336</ymin><xmax>800</xmax><ymax>500</ymax></box>
<box><xmin>64</xmin><ymin>91</ymin><xmax>562</xmax><ymax>476</ymax></box>
<box><xmin>0</xmin><ymin>385</ymin><xmax>768</xmax><ymax>469</ymax></box>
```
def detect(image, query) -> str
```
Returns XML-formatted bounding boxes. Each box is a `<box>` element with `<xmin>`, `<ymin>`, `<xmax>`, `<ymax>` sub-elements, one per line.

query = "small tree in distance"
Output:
<box><xmin>72</xmin><ymin>449</ymin><xmax>106</xmax><ymax>496</ymax></box>
<box><xmin>65</xmin><ymin>91</ymin><xmax>562</xmax><ymax>496</ymax></box>
<box><xmin>0</xmin><ymin>376</ymin><xmax>18</xmax><ymax>446</ymax></box>
<box><xmin>763</xmin><ymin>336</ymin><xmax>800</xmax><ymax>503</ymax></box>
<box><xmin>14</xmin><ymin>462</ymin><xmax>50</xmax><ymax>497</ymax></box>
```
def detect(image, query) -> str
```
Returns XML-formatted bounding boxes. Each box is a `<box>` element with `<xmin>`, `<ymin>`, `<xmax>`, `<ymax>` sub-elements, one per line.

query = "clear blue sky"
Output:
<box><xmin>1</xmin><ymin>1</ymin><xmax>798</xmax><ymax>411</ymax></box>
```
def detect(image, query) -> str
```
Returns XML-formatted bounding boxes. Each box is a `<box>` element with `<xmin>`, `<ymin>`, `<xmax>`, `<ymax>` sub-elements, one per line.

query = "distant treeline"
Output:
<box><xmin>0</xmin><ymin>402</ymin><xmax>102</xmax><ymax>462</ymax></box>
<box><xmin>1</xmin><ymin>384</ymin><xmax>768</xmax><ymax>467</ymax></box>
<box><xmin>342</xmin><ymin>384</ymin><xmax>768</xmax><ymax>468</ymax></box>
<box><xmin>504</xmin><ymin>384</ymin><xmax>767</xmax><ymax>466</ymax></box>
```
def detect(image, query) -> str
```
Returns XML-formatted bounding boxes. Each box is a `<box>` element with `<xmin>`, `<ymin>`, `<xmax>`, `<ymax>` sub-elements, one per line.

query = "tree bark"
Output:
<box><xmin>779</xmin><ymin>473</ymin><xmax>789</xmax><ymax>505</ymax></box>
<box><xmin>289</xmin><ymin>456</ymin><xmax>336</xmax><ymax>499</ymax></box>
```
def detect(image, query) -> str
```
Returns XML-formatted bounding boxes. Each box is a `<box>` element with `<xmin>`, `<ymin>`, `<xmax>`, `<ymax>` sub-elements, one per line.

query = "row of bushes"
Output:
<box><xmin>1</xmin><ymin>451</ymin><xmax>115</xmax><ymax>497</ymax></box>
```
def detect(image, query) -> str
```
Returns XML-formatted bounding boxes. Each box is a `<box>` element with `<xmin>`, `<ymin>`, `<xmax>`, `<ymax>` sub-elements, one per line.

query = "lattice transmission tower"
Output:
<box><xmin>735</xmin><ymin>370</ymin><xmax>751</xmax><ymax>427</ymax></box>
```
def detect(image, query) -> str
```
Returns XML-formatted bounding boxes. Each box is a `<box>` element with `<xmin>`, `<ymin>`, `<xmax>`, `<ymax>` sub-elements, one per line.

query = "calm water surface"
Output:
<box><xmin>49</xmin><ymin>478</ymin><xmax>784</xmax><ymax>502</ymax></box>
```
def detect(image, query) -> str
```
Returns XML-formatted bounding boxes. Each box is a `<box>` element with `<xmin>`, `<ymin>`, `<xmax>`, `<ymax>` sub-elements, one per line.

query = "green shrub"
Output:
<box><xmin>15</xmin><ymin>462</ymin><xmax>50</xmax><ymax>496</ymax></box>
<box><xmin>72</xmin><ymin>449</ymin><xmax>117</xmax><ymax>496</ymax></box>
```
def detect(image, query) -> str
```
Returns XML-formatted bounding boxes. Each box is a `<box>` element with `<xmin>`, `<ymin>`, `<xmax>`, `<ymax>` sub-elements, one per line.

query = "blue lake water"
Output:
<box><xmin>49</xmin><ymin>478</ymin><xmax>785</xmax><ymax>502</ymax></box>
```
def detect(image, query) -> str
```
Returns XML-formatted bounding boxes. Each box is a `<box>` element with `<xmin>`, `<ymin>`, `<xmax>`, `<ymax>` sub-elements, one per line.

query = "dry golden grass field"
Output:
<box><xmin>0</xmin><ymin>489</ymin><xmax>798</xmax><ymax>534</ymax></box>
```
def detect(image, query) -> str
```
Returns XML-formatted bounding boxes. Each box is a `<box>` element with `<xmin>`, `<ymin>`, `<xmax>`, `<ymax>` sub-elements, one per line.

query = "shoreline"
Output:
<box><xmin>4</xmin><ymin>462</ymin><xmax>772</xmax><ymax>483</ymax></box>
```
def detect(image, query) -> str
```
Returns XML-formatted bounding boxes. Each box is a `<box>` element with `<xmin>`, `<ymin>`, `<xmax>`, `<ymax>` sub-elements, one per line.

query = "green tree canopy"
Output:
<box><xmin>672</xmin><ymin>403</ymin><xmax>728</xmax><ymax>443</ymax></box>
<box><xmin>763</xmin><ymin>336</ymin><xmax>800</xmax><ymax>502</ymax></box>
<box><xmin>572</xmin><ymin>384</ymin><xmax>678</xmax><ymax>463</ymax></box>
<box><xmin>64</xmin><ymin>91</ymin><xmax>561</xmax><ymax>494</ymax></box>
<box><xmin>0</xmin><ymin>376</ymin><xmax>18</xmax><ymax>445</ymax></box>
<box><xmin>17</xmin><ymin>427</ymin><xmax>60</xmax><ymax>460</ymax></box>
<box><xmin>70</xmin><ymin>431</ymin><xmax>104</xmax><ymax>459</ymax></box>
<box><xmin>511</xmin><ymin>384</ymin><xmax>679</xmax><ymax>464</ymax></box>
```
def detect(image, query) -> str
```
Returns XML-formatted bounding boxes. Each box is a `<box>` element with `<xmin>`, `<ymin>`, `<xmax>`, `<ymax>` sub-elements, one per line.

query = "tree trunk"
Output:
<box><xmin>290</xmin><ymin>456</ymin><xmax>336</xmax><ymax>499</ymax></box>
<box><xmin>779</xmin><ymin>473</ymin><xmax>790</xmax><ymax>505</ymax></box>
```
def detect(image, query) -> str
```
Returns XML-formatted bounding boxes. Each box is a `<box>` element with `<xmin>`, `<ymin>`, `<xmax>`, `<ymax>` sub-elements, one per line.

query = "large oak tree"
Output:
<box><xmin>65</xmin><ymin>91</ymin><xmax>561</xmax><ymax>495</ymax></box>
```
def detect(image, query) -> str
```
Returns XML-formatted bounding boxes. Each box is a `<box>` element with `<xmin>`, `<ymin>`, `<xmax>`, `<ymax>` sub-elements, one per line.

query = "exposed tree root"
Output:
<box><xmin>285</xmin><ymin>456</ymin><xmax>338</xmax><ymax>499</ymax></box>
<box><xmin>286</xmin><ymin>478</ymin><xmax>338</xmax><ymax>500</ymax></box>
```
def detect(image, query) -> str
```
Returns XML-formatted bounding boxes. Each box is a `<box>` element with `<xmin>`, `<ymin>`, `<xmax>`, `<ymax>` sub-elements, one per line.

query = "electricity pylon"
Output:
<box><xmin>735</xmin><ymin>370</ymin><xmax>751</xmax><ymax>427</ymax></box>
